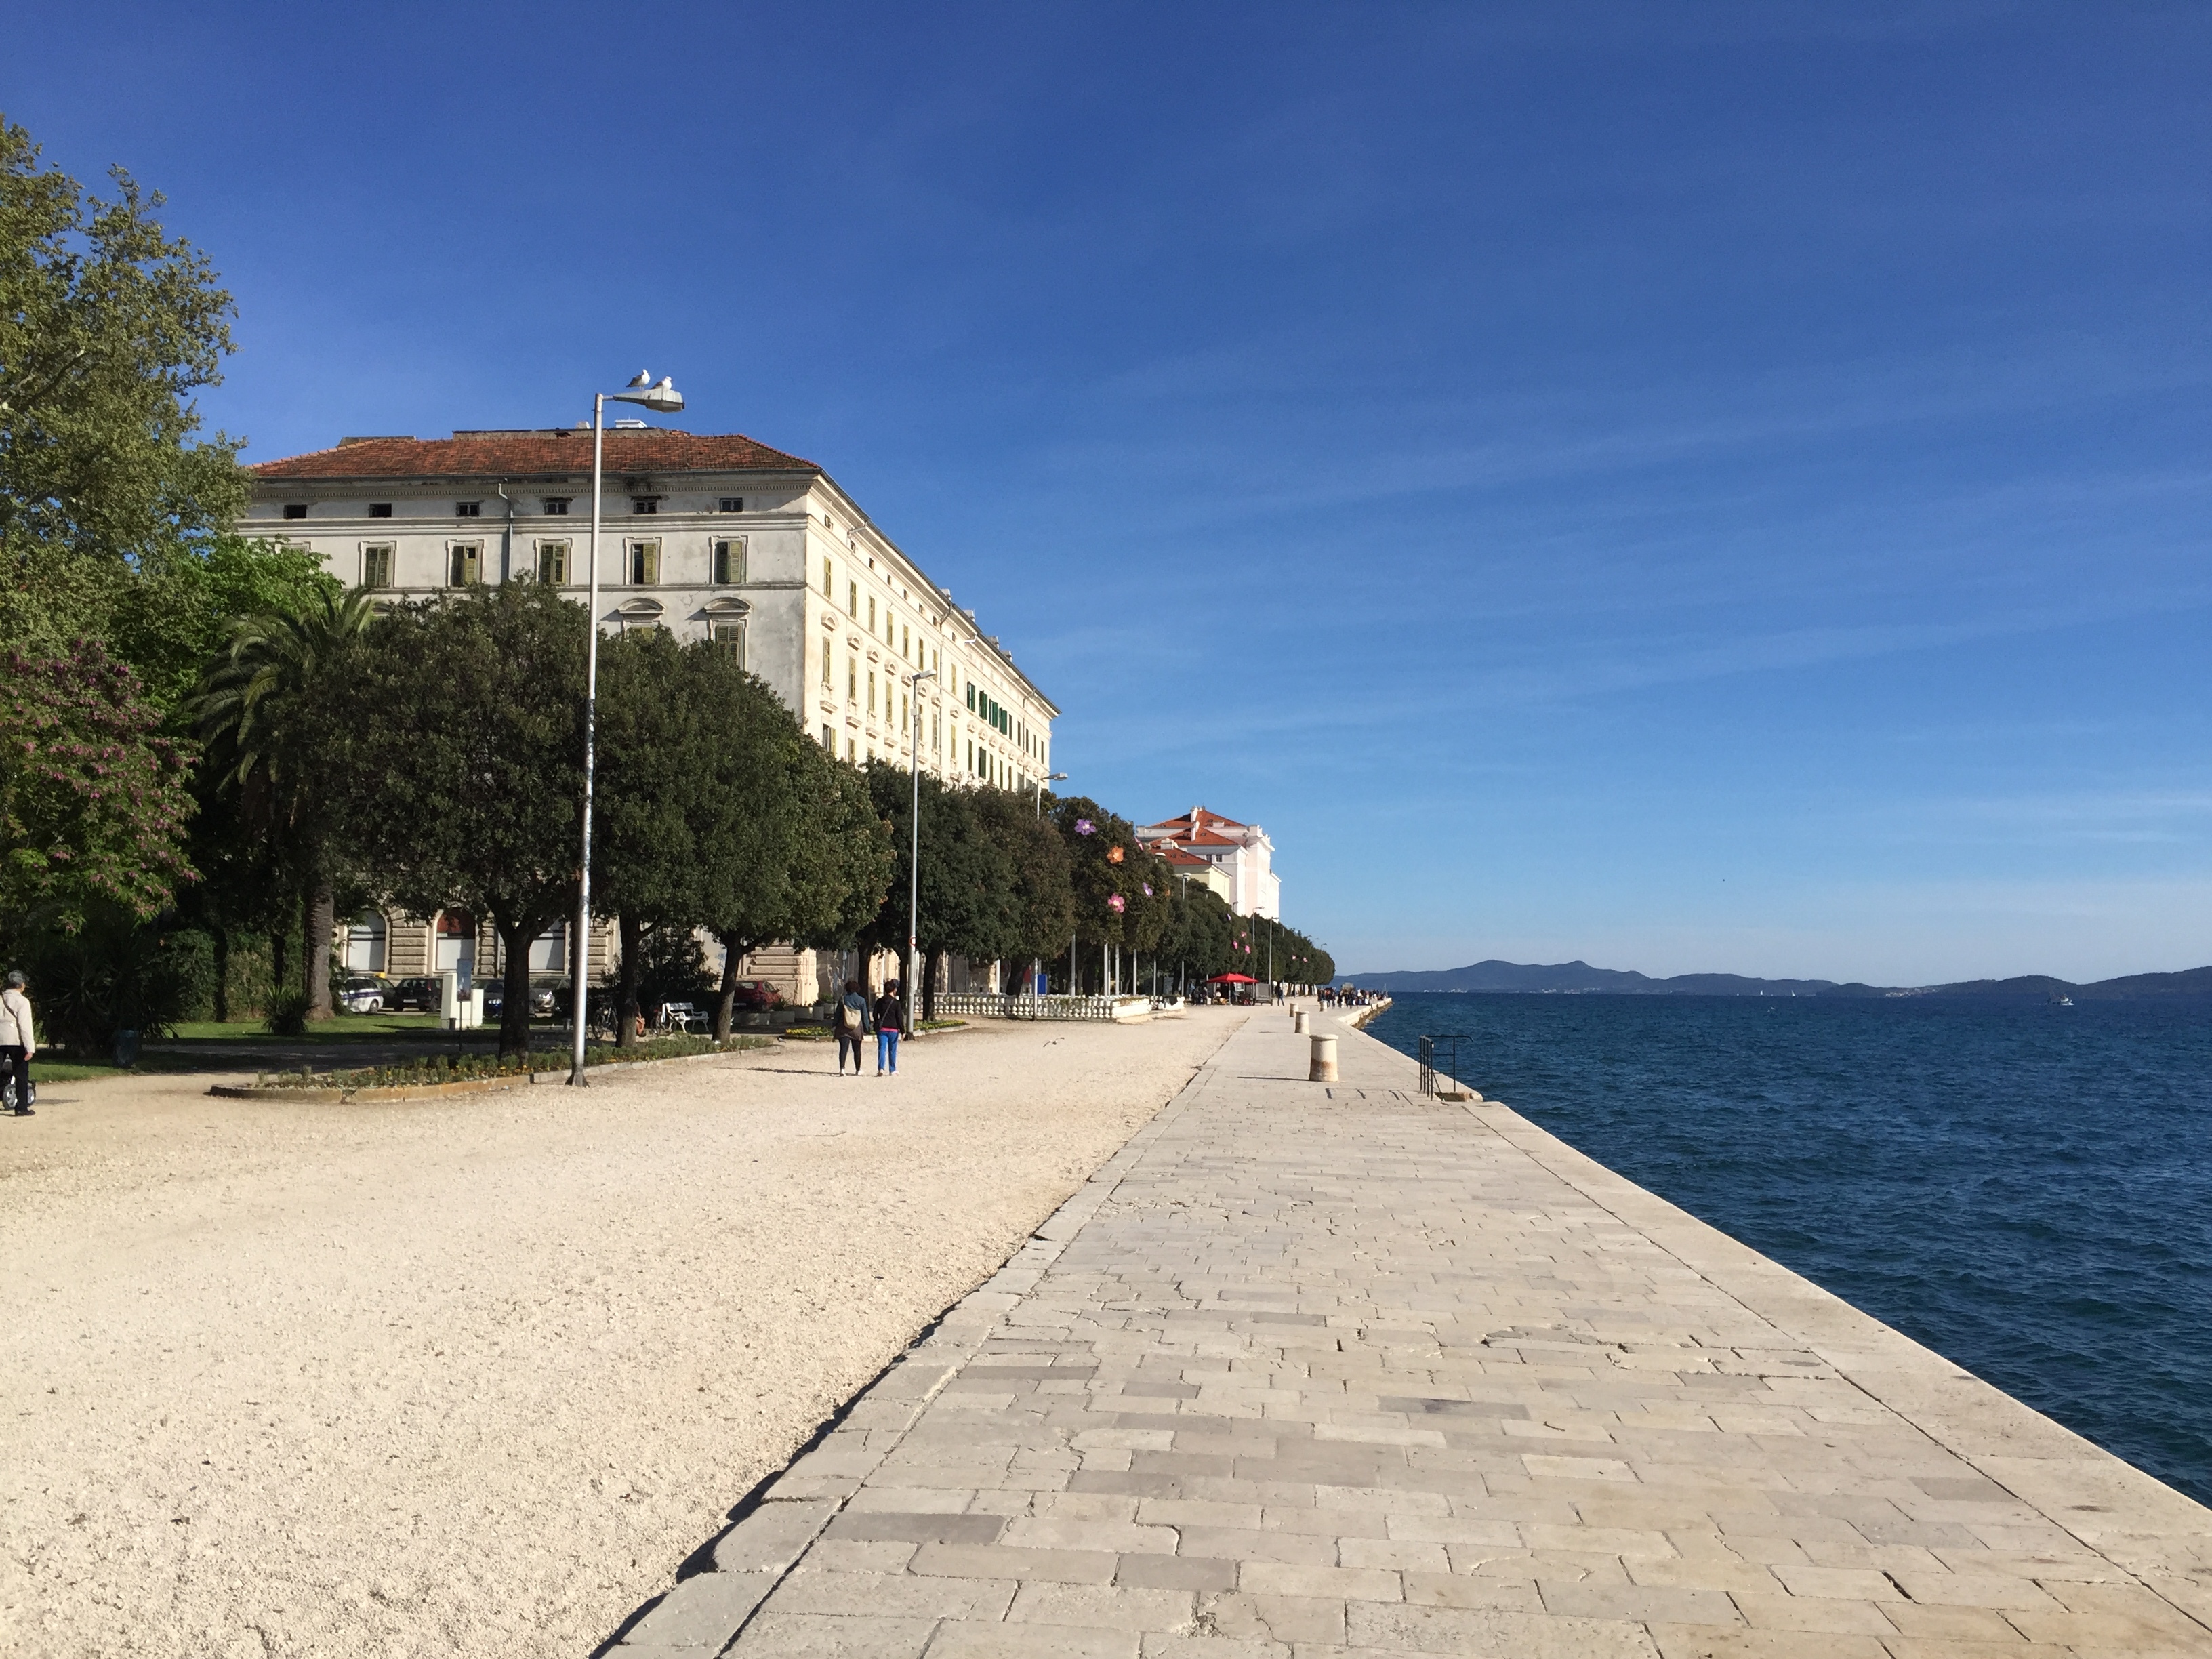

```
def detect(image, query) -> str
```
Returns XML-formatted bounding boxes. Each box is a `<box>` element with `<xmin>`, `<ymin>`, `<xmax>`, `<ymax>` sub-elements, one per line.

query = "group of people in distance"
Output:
<box><xmin>1319</xmin><ymin>985</ymin><xmax>1374</xmax><ymax>1008</ymax></box>
<box><xmin>833</xmin><ymin>978</ymin><xmax>907</xmax><ymax>1076</ymax></box>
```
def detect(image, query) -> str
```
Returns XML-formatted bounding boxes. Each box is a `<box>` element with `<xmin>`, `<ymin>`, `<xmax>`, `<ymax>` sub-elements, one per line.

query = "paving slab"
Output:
<box><xmin>605</xmin><ymin>1007</ymin><xmax>2212</xmax><ymax>1656</ymax></box>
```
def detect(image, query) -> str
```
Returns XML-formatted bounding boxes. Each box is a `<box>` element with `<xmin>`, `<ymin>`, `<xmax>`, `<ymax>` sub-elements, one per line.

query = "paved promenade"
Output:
<box><xmin>607</xmin><ymin>1010</ymin><xmax>2212</xmax><ymax>1657</ymax></box>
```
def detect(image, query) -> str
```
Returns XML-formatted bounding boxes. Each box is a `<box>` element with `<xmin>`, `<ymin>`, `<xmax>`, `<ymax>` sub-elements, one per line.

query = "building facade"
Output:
<box><xmin>1135</xmin><ymin>807</ymin><xmax>1282</xmax><ymax>920</ymax></box>
<box><xmin>249</xmin><ymin>427</ymin><xmax>1060</xmax><ymax>1003</ymax></box>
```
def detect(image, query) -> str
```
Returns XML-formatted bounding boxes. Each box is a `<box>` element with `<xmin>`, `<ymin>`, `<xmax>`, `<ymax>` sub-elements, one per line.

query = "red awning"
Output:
<box><xmin>1208</xmin><ymin>972</ymin><xmax>1258</xmax><ymax>984</ymax></box>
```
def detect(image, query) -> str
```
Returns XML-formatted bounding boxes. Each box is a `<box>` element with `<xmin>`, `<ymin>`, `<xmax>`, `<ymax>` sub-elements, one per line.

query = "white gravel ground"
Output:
<box><xmin>0</xmin><ymin>1008</ymin><xmax>1246</xmax><ymax>1657</ymax></box>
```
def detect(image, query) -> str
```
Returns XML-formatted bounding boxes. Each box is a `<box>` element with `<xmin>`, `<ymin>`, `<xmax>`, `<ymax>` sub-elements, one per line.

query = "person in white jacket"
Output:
<box><xmin>1</xmin><ymin>969</ymin><xmax>35</xmax><ymax>1116</ymax></box>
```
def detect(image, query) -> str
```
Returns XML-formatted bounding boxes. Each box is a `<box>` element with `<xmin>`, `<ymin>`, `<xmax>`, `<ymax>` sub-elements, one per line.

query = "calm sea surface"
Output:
<box><xmin>1364</xmin><ymin>993</ymin><xmax>2212</xmax><ymax>1505</ymax></box>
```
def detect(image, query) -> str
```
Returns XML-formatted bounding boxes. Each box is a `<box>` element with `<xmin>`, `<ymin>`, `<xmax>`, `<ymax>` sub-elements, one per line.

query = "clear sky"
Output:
<box><xmin>9</xmin><ymin>2</ymin><xmax>2207</xmax><ymax>985</ymax></box>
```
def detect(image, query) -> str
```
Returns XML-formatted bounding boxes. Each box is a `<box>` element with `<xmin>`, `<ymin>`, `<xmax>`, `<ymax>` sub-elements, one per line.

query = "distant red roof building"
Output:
<box><xmin>1136</xmin><ymin>806</ymin><xmax>1280</xmax><ymax>919</ymax></box>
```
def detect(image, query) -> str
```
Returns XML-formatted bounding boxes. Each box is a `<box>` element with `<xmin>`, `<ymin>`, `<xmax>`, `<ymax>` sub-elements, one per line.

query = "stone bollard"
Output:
<box><xmin>1309</xmin><ymin>1032</ymin><xmax>1338</xmax><ymax>1082</ymax></box>
<box><xmin>1294</xmin><ymin>1010</ymin><xmax>1309</xmax><ymax>1035</ymax></box>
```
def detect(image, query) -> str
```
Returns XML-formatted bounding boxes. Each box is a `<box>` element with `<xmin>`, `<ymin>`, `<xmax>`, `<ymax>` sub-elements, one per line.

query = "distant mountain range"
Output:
<box><xmin>1338</xmin><ymin>958</ymin><xmax>2212</xmax><ymax>1001</ymax></box>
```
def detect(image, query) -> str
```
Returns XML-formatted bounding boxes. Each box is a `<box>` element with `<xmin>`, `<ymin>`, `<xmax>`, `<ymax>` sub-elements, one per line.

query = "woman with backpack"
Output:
<box><xmin>835</xmin><ymin>978</ymin><xmax>870</xmax><ymax>1075</ymax></box>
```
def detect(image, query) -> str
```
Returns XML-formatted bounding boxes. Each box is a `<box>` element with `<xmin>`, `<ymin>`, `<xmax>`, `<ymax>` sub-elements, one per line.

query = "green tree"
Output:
<box><xmin>188</xmin><ymin>586</ymin><xmax>376</xmax><ymax>1019</ymax></box>
<box><xmin>968</xmin><ymin>785</ymin><xmax>1076</xmax><ymax>996</ymax></box>
<box><xmin>329</xmin><ymin>585</ymin><xmax>587</xmax><ymax>1057</ymax></box>
<box><xmin>592</xmin><ymin>629</ymin><xmax>699</xmax><ymax>1046</ymax></box>
<box><xmin>681</xmin><ymin>656</ymin><xmax>890</xmax><ymax>1039</ymax></box>
<box><xmin>1</xmin><ymin>118</ymin><xmax>249</xmax><ymax>666</ymax></box>
<box><xmin>0</xmin><ymin>640</ymin><xmax>194</xmax><ymax>944</ymax></box>
<box><xmin>866</xmin><ymin>764</ymin><xmax>1019</xmax><ymax>1019</ymax></box>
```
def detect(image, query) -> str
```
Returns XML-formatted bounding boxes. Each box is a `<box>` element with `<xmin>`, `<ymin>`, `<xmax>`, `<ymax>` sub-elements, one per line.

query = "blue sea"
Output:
<box><xmin>1365</xmin><ymin>993</ymin><xmax>2212</xmax><ymax>1506</ymax></box>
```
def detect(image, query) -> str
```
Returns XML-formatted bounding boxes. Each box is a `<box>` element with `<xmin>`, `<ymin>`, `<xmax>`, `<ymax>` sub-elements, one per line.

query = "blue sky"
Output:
<box><xmin>10</xmin><ymin>2</ymin><xmax>2207</xmax><ymax>984</ymax></box>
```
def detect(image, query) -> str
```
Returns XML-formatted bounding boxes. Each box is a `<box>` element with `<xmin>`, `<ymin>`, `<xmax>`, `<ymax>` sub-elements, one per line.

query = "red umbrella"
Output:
<box><xmin>1208</xmin><ymin>972</ymin><xmax>1258</xmax><ymax>984</ymax></box>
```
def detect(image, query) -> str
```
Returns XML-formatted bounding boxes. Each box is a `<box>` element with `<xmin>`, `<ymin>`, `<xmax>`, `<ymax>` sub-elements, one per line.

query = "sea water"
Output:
<box><xmin>1364</xmin><ymin>993</ymin><xmax>2212</xmax><ymax>1506</ymax></box>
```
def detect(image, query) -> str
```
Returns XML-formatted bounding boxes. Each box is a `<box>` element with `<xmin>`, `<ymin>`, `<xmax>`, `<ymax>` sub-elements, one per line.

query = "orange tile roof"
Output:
<box><xmin>250</xmin><ymin>429</ymin><xmax>821</xmax><ymax>482</ymax></box>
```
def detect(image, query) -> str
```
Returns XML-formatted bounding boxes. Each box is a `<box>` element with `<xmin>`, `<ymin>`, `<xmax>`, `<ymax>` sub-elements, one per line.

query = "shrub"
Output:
<box><xmin>264</xmin><ymin>990</ymin><xmax>313</xmax><ymax>1037</ymax></box>
<box><xmin>19</xmin><ymin>908</ymin><xmax>211</xmax><ymax>1054</ymax></box>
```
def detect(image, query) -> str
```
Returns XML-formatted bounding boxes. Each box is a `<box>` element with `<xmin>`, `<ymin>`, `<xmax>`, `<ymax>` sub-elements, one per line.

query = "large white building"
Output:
<box><xmin>1135</xmin><ymin>807</ymin><xmax>1281</xmax><ymax>920</ymax></box>
<box><xmin>249</xmin><ymin>427</ymin><xmax>1059</xmax><ymax>998</ymax></box>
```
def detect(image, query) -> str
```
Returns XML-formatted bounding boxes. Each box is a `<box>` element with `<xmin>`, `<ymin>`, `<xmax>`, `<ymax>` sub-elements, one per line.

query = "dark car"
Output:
<box><xmin>481</xmin><ymin>982</ymin><xmax>504</xmax><ymax>1020</ymax></box>
<box><xmin>387</xmin><ymin>976</ymin><xmax>438</xmax><ymax>1012</ymax></box>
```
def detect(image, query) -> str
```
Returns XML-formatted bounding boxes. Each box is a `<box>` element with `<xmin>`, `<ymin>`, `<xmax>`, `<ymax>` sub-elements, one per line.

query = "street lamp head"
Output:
<box><xmin>1047</xmin><ymin>771</ymin><xmax>1069</xmax><ymax>782</ymax></box>
<box><xmin>911</xmin><ymin>668</ymin><xmax>937</xmax><ymax>683</ymax></box>
<box><xmin>611</xmin><ymin>373</ymin><xmax>685</xmax><ymax>414</ymax></box>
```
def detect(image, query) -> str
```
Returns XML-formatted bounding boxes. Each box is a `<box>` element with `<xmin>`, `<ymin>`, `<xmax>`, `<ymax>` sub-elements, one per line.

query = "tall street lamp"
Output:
<box><xmin>1034</xmin><ymin>769</ymin><xmax>1067</xmax><ymax>818</ymax></box>
<box><xmin>905</xmin><ymin>667</ymin><xmax>935</xmax><ymax>1032</ymax></box>
<box><xmin>571</xmin><ymin>371</ymin><xmax>685</xmax><ymax>1086</ymax></box>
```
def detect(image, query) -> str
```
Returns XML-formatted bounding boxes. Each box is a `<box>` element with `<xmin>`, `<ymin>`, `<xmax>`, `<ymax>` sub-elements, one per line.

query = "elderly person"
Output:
<box><xmin>1</xmin><ymin>969</ymin><xmax>34</xmax><ymax>1116</ymax></box>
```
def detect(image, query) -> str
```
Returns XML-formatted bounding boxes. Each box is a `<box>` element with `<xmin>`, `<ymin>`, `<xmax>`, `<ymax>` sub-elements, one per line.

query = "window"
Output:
<box><xmin>719</xmin><ymin>497</ymin><xmax>744</xmax><ymax>513</ymax></box>
<box><xmin>449</xmin><ymin>544</ymin><xmax>482</xmax><ymax>586</ymax></box>
<box><xmin>527</xmin><ymin>922</ymin><xmax>567</xmax><ymax>974</ymax></box>
<box><xmin>542</xmin><ymin>497</ymin><xmax>571</xmax><ymax>516</ymax></box>
<box><xmin>627</xmin><ymin>540</ymin><xmax>659</xmax><ymax>585</ymax></box>
<box><xmin>455</xmin><ymin>501</ymin><xmax>482</xmax><ymax>517</ymax></box>
<box><xmin>630</xmin><ymin>497</ymin><xmax>659</xmax><ymax>515</ymax></box>
<box><xmin>933</xmin><ymin>710</ymin><xmax>940</xmax><ymax>751</ymax></box>
<box><xmin>368</xmin><ymin>503</ymin><xmax>393</xmax><ymax>518</ymax></box>
<box><xmin>847</xmin><ymin>735</ymin><xmax>855</xmax><ymax>761</ymax></box>
<box><xmin>966</xmin><ymin>683</ymin><xmax>976</xmax><ymax>713</ymax></box>
<box><xmin>848</xmin><ymin>580</ymin><xmax>859</xmax><ymax>617</ymax></box>
<box><xmin>846</xmin><ymin>656</ymin><xmax>857</xmax><ymax>703</ymax></box>
<box><xmin>283</xmin><ymin>504</ymin><xmax>308</xmax><ymax>519</ymax></box>
<box><xmin>362</xmin><ymin>544</ymin><xmax>395</xmax><ymax>589</ymax></box>
<box><xmin>822</xmin><ymin>724</ymin><xmax>836</xmax><ymax>750</ymax></box>
<box><xmin>820</xmin><ymin>642</ymin><xmax>832</xmax><ymax>687</ymax></box>
<box><xmin>823</xmin><ymin>557</ymin><xmax>834</xmax><ymax>598</ymax></box>
<box><xmin>867</xmin><ymin>670</ymin><xmax>876</xmax><ymax>717</ymax></box>
<box><xmin>867</xmin><ymin>596</ymin><xmax>876</xmax><ymax>632</ymax></box>
<box><xmin>711</xmin><ymin>621</ymin><xmax>746</xmax><ymax>665</ymax></box>
<box><xmin>713</xmin><ymin>539</ymin><xmax>745</xmax><ymax>584</ymax></box>
<box><xmin>901</xmin><ymin>693</ymin><xmax>909</xmax><ymax>732</ymax></box>
<box><xmin>537</xmin><ymin>541</ymin><xmax>569</xmax><ymax>586</ymax></box>
<box><xmin>344</xmin><ymin>912</ymin><xmax>386</xmax><ymax>972</ymax></box>
<box><xmin>902</xmin><ymin>623</ymin><xmax>910</xmax><ymax>661</ymax></box>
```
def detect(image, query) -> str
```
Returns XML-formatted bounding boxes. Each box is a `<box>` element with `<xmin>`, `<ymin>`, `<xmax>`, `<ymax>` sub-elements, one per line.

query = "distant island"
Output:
<box><xmin>1337</xmin><ymin>958</ymin><xmax>2212</xmax><ymax>1001</ymax></box>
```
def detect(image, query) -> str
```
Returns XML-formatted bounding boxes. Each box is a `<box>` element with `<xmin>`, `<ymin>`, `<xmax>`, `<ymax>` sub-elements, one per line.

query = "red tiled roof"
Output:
<box><xmin>1143</xmin><ymin>806</ymin><xmax>1246</xmax><ymax>834</ymax></box>
<box><xmin>1158</xmin><ymin>846</ymin><xmax>1210</xmax><ymax>867</ymax></box>
<box><xmin>249</xmin><ymin>429</ymin><xmax>822</xmax><ymax>482</ymax></box>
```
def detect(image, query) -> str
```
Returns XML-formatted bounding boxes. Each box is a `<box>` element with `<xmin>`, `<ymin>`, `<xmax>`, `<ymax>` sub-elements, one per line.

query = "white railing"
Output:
<box><xmin>933</xmin><ymin>991</ymin><xmax>1122</xmax><ymax>1022</ymax></box>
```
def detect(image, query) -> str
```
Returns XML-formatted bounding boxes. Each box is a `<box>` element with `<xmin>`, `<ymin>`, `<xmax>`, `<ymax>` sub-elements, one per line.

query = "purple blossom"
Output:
<box><xmin>1142</xmin><ymin>884</ymin><xmax>1153</xmax><ymax>895</ymax></box>
<box><xmin>1074</xmin><ymin>818</ymin><xmax>1094</xmax><ymax>836</ymax></box>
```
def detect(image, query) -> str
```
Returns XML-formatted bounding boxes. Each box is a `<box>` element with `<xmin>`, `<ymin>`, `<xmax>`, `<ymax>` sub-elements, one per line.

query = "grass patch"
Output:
<box><xmin>916</xmin><ymin>1019</ymin><xmax>966</xmax><ymax>1031</ymax></box>
<box><xmin>255</xmin><ymin>1032</ymin><xmax>773</xmax><ymax>1091</ymax></box>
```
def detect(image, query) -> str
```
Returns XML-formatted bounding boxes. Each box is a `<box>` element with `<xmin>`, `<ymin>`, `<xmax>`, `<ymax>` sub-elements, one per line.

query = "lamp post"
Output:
<box><xmin>1027</xmin><ymin>770</ymin><xmax>1069</xmax><ymax>995</ymax></box>
<box><xmin>570</xmin><ymin>371</ymin><xmax>684</xmax><ymax>1086</ymax></box>
<box><xmin>1034</xmin><ymin>770</ymin><xmax>1067</xmax><ymax>818</ymax></box>
<box><xmin>905</xmin><ymin>667</ymin><xmax>935</xmax><ymax>1032</ymax></box>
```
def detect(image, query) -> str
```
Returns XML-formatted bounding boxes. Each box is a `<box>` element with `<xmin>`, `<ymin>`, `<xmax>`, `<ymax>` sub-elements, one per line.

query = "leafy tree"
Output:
<box><xmin>0</xmin><ymin>640</ymin><xmax>194</xmax><ymax>945</ymax></box>
<box><xmin>682</xmin><ymin>655</ymin><xmax>890</xmax><ymax>1039</ymax></box>
<box><xmin>592</xmin><ymin>629</ymin><xmax>700</xmax><ymax>1046</ymax></box>
<box><xmin>188</xmin><ymin>586</ymin><xmax>375</xmax><ymax>1019</ymax></box>
<box><xmin>329</xmin><ymin>584</ymin><xmax>587</xmax><ymax>1057</ymax></box>
<box><xmin>968</xmin><ymin>785</ymin><xmax>1076</xmax><ymax>995</ymax></box>
<box><xmin>0</xmin><ymin>119</ymin><xmax>249</xmax><ymax>666</ymax></box>
<box><xmin>866</xmin><ymin>764</ymin><xmax>1020</xmax><ymax>1019</ymax></box>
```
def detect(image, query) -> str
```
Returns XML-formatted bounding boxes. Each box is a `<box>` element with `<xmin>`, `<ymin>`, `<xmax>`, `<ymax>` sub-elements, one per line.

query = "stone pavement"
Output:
<box><xmin>604</xmin><ymin>1008</ymin><xmax>2212</xmax><ymax>1658</ymax></box>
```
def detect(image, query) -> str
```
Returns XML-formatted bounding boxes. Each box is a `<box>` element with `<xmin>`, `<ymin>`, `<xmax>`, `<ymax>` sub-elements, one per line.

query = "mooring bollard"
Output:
<box><xmin>1294</xmin><ymin>1010</ymin><xmax>1310</xmax><ymax>1035</ymax></box>
<box><xmin>1309</xmin><ymin>1032</ymin><xmax>1338</xmax><ymax>1082</ymax></box>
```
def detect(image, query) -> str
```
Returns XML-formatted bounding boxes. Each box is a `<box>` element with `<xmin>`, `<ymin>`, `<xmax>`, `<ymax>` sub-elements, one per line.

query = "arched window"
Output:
<box><xmin>344</xmin><ymin>912</ymin><xmax>386</xmax><ymax>972</ymax></box>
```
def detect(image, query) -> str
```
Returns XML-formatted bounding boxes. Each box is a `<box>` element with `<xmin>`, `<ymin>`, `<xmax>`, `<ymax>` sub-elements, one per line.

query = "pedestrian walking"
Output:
<box><xmin>1</xmin><ymin>969</ymin><xmax>35</xmax><ymax>1116</ymax></box>
<box><xmin>835</xmin><ymin>978</ymin><xmax>870</xmax><ymax>1074</ymax></box>
<box><xmin>873</xmin><ymin>981</ymin><xmax>905</xmax><ymax>1076</ymax></box>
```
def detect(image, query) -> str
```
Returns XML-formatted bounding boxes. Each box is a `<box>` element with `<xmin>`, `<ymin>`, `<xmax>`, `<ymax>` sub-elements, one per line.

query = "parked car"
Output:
<box><xmin>336</xmin><ymin>976</ymin><xmax>386</xmax><ymax>1014</ymax></box>
<box><xmin>481</xmin><ymin>982</ymin><xmax>504</xmax><ymax>1020</ymax></box>
<box><xmin>386</xmin><ymin>976</ymin><xmax>438</xmax><ymax>1012</ymax></box>
<box><xmin>531</xmin><ymin>987</ymin><xmax>559</xmax><ymax>1017</ymax></box>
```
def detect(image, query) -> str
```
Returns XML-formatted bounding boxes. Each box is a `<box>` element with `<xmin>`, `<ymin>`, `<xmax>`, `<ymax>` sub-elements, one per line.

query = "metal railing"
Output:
<box><xmin>932</xmin><ymin>991</ymin><xmax>1122</xmax><ymax>1022</ymax></box>
<box><xmin>1417</xmin><ymin>1033</ymin><xmax>1471</xmax><ymax>1097</ymax></box>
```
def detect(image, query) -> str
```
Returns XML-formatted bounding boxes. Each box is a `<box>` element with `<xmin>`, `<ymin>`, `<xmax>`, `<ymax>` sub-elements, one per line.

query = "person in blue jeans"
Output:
<box><xmin>873</xmin><ymin>981</ymin><xmax>905</xmax><ymax>1076</ymax></box>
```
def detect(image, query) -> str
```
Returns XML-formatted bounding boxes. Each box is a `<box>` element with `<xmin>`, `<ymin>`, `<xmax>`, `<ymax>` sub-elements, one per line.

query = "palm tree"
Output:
<box><xmin>188</xmin><ymin>585</ymin><xmax>375</xmax><ymax>1020</ymax></box>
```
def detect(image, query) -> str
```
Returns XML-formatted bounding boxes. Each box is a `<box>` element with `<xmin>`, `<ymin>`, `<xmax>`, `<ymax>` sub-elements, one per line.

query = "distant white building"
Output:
<box><xmin>250</xmin><ymin>426</ymin><xmax>1059</xmax><ymax>1002</ymax></box>
<box><xmin>1135</xmin><ymin>807</ymin><xmax>1280</xmax><ymax>920</ymax></box>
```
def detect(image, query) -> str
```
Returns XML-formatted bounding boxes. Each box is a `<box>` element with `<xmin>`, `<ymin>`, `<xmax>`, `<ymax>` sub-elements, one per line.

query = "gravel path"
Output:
<box><xmin>0</xmin><ymin>1008</ymin><xmax>1248</xmax><ymax>1658</ymax></box>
